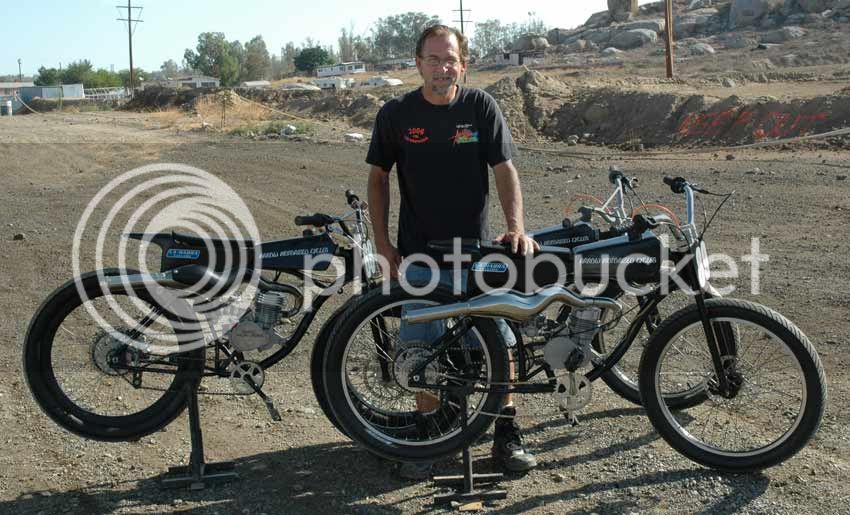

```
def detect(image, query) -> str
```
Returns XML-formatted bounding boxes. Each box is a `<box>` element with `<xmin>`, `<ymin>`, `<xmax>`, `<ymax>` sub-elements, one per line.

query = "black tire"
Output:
<box><xmin>594</xmin><ymin>290</ymin><xmax>722</xmax><ymax>409</ymax></box>
<box><xmin>23</xmin><ymin>269</ymin><xmax>205</xmax><ymax>441</ymax></box>
<box><xmin>310</xmin><ymin>300</ymin><xmax>353</xmax><ymax>436</ymax></box>
<box><xmin>322</xmin><ymin>283</ymin><xmax>510</xmax><ymax>463</ymax></box>
<box><xmin>639</xmin><ymin>299</ymin><xmax>826</xmax><ymax>472</ymax></box>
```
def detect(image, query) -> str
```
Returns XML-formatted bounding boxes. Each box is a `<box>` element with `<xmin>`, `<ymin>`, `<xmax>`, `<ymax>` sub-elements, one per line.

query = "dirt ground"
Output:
<box><xmin>1</xmin><ymin>111</ymin><xmax>849</xmax><ymax>514</ymax></box>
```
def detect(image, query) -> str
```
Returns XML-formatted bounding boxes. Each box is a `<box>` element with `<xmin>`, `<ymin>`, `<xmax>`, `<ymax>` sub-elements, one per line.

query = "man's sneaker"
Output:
<box><xmin>398</xmin><ymin>461</ymin><xmax>433</xmax><ymax>480</ymax></box>
<box><xmin>491</xmin><ymin>406</ymin><xmax>538</xmax><ymax>472</ymax></box>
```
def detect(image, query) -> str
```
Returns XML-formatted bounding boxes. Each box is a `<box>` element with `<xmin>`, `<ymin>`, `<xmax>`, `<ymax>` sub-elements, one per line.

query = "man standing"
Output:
<box><xmin>366</xmin><ymin>25</ymin><xmax>539</xmax><ymax>478</ymax></box>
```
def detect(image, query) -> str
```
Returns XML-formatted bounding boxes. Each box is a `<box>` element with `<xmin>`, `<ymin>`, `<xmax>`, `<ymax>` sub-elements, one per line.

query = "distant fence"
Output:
<box><xmin>85</xmin><ymin>88</ymin><xmax>129</xmax><ymax>101</ymax></box>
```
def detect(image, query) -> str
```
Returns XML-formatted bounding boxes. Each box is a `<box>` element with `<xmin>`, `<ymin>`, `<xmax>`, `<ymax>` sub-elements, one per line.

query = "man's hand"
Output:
<box><xmin>375</xmin><ymin>241</ymin><xmax>402</xmax><ymax>279</ymax></box>
<box><xmin>493</xmin><ymin>231</ymin><xmax>539</xmax><ymax>256</ymax></box>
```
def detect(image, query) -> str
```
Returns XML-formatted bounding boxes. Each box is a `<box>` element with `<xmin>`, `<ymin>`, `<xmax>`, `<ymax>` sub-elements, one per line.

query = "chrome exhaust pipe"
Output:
<box><xmin>103</xmin><ymin>271</ymin><xmax>183</xmax><ymax>293</ymax></box>
<box><xmin>403</xmin><ymin>285</ymin><xmax>621</xmax><ymax>324</ymax></box>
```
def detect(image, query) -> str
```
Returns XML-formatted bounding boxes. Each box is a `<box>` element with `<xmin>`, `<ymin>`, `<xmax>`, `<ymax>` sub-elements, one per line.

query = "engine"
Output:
<box><xmin>543</xmin><ymin>307</ymin><xmax>601</xmax><ymax>370</ymax></box>
<box><xmin>228</xmin><ymin>290</ymin><xmax>297</xmax><ymax>352</ymax></box>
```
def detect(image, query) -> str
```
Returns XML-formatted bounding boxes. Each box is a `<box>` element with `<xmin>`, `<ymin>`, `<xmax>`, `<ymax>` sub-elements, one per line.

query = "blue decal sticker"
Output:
<box><xmin>471</xmin><ymin>261</ymin><xmax>509</xmax><ymax>273</ymax></box>
<box><xmin>166</xmin><ymin>249</ymin><xmax>201</xmax><ymax>260</ymax></box>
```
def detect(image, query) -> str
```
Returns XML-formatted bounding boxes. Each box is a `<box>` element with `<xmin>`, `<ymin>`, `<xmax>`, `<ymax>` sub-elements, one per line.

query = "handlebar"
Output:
<box><xmin>294</xmin><ymin>213</ymin><xmax>336</xmax><ymax>227</ymax></box>
<box><xmin>662</xmin><ymin>176</ymin><xmax>695</xmax><ymax>226</ymax></box>
<box><xmin>345</xmin><ymin>189</ymin><xmax>361</xmax><ymax>208</ymax></box>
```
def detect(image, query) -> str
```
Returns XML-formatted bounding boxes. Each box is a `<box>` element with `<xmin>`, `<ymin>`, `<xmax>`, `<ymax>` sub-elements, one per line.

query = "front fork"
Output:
<box><xmin>688</xmin><ymin>261</ymin><xmax>738</xmax><ymax>397</ymax></box>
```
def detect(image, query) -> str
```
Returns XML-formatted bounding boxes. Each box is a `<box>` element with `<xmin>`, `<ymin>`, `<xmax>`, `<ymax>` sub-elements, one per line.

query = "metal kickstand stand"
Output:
<box><xmin>160</xmin><ymin>375</ymin><xmax>239</xmax><ymax>490</ymax></box>
<box><xmin>432</xmin><ymin>386</ymin><xmax>508</xmax><ymax>505</ymax></box>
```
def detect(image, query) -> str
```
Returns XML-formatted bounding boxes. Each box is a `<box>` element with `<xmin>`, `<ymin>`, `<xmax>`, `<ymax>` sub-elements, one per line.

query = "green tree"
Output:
<box><xmin>473</xmin><ymin>19</ymin><xmax>508</xmax><ymax>57</ymax></box>
<box><xmin>370</xmin><ymin>12</ymin><xmax>441</xmax><ymax>60</ymax></box>
<box><xmin>119</xmin><ymin>68</ymin><xmax>150</xmax><ymax>88</ymax></box>
<box><xmin>88</xmin><ymin>69</ymin><xmax>123</xmax><ymax>88</ymax></box>
<box><xmin>244</xmin><ymin>35</ymin><xmax>271</xmax><ymax>81</ymax></box>
<box><xmin>160</xmin><ymin>59</ymin><xmax>179</xmax><ymax>78</ymax></box>
<box><xmin>294</xmin><ymin>47</ymin><xmax>332</xmax><ymax>74</ymax></box>
<box><xmin>282</xmin><ymin>42</ymin><xmax>298</xmax><ymax>74</ymax></box>
<box><xmin>34</xmin><ymin>66</ymin><xmax>61</xmax><ymax>86</ymax></box>
<box><xmin>61</xmin><ymin>60</ymin><xmax>93</xmax><ymax>85</ymax></box>
<box><xmin>184</xmin><ymin>32</ymin><xmax>241</xmax><ymax>86</ymax></box>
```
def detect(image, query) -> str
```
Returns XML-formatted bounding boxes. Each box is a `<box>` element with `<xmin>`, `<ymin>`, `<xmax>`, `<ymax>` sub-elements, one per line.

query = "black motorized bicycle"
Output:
<box><xmin>23</xmin><ymin>190</ymin><xmax>384</xmax><ymax>441</ymax></box>
<box><xmin>320</xmin><ymin>176</ymin><xmax>826</xmax><ymax>472</ymax></box>
<box><xmin>309</xmin><ymin>168</ymin><xmax>708</xmax><ymax>436</ymax></box>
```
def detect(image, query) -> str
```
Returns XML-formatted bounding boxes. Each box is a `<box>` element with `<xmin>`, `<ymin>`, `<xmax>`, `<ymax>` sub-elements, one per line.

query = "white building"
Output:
<box><xmin>143</xmin><ymin>75</ymin><xmax>220</xmax><ymax>89</ymax></box>
<box><xmin>316</xmin><ymin>62</ymin><xmax>366</xmax><ymax>78</ymax></box>
<box><xmin>0</xmin><ymin>81</ymin><xmax>34</xmax><ymax>97</ymax></box>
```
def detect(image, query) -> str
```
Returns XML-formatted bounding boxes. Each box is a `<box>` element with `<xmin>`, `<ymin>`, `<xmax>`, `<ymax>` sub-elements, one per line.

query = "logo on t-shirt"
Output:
<box><xmin>452</xmin><ymin>124</ymin><xmax>479</xmax><ymax>145</ymax></box>
<box><xmin>404</xmin><ymin>127</ymin><xmax>429</xmax><ymax>144</ymax></box>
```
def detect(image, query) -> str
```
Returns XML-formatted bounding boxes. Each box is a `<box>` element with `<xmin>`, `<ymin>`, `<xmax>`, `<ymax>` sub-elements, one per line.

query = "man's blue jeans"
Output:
<box><xmin>398</xmin><ymin>264</ymin><xmax>516</xmax><ymax>348</ymax></box>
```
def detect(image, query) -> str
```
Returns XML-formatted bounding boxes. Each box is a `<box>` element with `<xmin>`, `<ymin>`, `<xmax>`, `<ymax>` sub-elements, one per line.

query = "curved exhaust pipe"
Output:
<box><xmin>403</xmin><ymin>285</ymin><xmax>621</xmax><ymax>324</ymax></box>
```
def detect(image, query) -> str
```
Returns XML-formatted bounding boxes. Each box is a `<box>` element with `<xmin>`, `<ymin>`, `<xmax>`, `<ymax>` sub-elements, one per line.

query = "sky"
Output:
<box><xmin>1</xmin><ymin>0</ymin><xmax>656</xmax><ymax>77</ymax></box>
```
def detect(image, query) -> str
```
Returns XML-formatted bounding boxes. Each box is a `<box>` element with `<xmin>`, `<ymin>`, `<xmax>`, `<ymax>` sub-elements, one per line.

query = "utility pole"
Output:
<box><xmin>664</xmin><ymin>0</ymin><xmax>675</xmax><ymax>79</ymax></box>
<box><xmin>117</xmin><ymin>1</ymin><xmax>143</xmax><ymax>91</ymax></box>
<box><xmin>453</xmin><ymin>0</ymin><xmax>472</xmax><ymax>83</ymax></box>
<box><xmin>453</xmin><ymin>0</ymin><xmax>471</xmax><ymax>35</ymax></box>
<box><xmin>18</xmin><ymin>59</ymin><xmax>22</xmax><ymax>81</ymax></box>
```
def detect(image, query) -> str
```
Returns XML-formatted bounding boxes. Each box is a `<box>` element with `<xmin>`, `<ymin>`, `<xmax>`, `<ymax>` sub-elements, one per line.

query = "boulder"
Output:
<box><xmin>618</xmin><ymin>18</ymin><xmax>666</xmax><ymax>32</ymax></box>
<box><xmin>613</xmin><ymin>12</ymin><xmax>634</xmax><ymax>22</ymax></box>
<box><xmin>601</xmin><ymin>47</ymin><xmax>625</xmax><ymax>56</ymax></box>
<box><xmin>585</xmin><ymin>10</ymin><xmax>612</xmax><ymax>27</ymax></box>
<box><xmin>728</xmin><ymin>0</ymin><xmax>785</xmax><ymax>29</ymax></box>
<box><xmin>722</xmin><ymin>78</ymin><xmax>737</xmax><ymax>87</ymax></box>
<box><xmin>584</xmin><ymin>28</ymin><xmax>615</xmax><ymax>45</ymax></box>
<box><xmin>675</xmin><ymin>8</ymin><xmax>721</xmax><ymax>35</ymax></box>
<box><xmin>608</xmin><ymin>0</ymin><xmax>639</xmax><ymax>16</ymax></box>
<box><xmin>513</xmin><ymin>33</ymin><xmax>550</xmax><ymax>52</ymax></box>
<box><xmin>834</xmin><ymin>0</ymin><xmax>850</xmax><ymax>10</ymax></box>
<box><xmin>563</xmin><ymin>39</ymin><xmax>588</xmax><ymax>53</ymax></box>
<box><xmin>720</xmin><ymin>33</ymin><xmax>758</xmax><ymax>48</ymax></box>
<box><xmin>760</xmin><ymin>26</ymin><xmax>807</xmax><ymax>43</ymax></box>
<box><xmin>547</xmin><ymin>28</ymin><xmax>583</xmax><ymax>45</ymax></box>
<box><xmin>797</xmin><ymin>0</ymin><xmax>830</xmax><ymax>12</ymax></box>
<box><xmin>611</xmin><ymin>28</ymin><xmax>658</xmax><ymax>49</ymax></box>
<box><xmin>690</xmin><ymin>42</ymin><xmax>717</xmax><ymax>55</ymax></box>
<box><xmin>687</xmin><ymin>0</ymin><xmax>713</xmax><ymax>9</ymax></box>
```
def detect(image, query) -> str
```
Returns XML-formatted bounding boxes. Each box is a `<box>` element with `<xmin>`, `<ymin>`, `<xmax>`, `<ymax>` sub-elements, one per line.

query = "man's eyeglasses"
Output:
<box><xmin>422</xmin><ymin>56</ymin><xmax>462</xmax><ymax>68</ymax></box>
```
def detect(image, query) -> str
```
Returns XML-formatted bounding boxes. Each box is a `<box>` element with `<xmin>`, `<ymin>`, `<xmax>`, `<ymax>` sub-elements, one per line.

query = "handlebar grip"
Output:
<box><xmin>345</xmin><ymin>189</ymin><xmax>360</xmax><ymax>206</ymax></box>
<box><xmin>608</xmin><ymin>165</ymin><xmax>624</xmax><ymax>185</ymax></box>
<box><xmin>663</xmin><ymin>176</ymin><xmax>687</xmax><ymax>194</ymax></box>
<box><xmin>294</xmin><ymin>213</ymin><xmax>333</xmax><ymax>226</ymax></box>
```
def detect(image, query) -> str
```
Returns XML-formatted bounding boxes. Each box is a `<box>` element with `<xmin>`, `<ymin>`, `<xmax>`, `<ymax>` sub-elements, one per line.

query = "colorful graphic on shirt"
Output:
<box><xmin>404</xmin><ymin>127</ymin><xmax>429</xmax><ymax>144</ymax></box>
<box><xmin>451</xmin><ymin>125</ymin><xmax>479</xmax><ymax>145</ymax></box>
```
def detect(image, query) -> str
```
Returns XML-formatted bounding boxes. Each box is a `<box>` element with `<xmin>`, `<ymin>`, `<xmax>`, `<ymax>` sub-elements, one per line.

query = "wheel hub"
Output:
<box><xmin>393</xmin><ymin>344</ymin><xmax>440</xmax><ymax>393</ymax></box>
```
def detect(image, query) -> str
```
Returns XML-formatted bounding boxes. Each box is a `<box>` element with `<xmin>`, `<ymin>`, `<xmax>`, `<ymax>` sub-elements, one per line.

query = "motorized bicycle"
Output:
<box><xmin>320</xmin><ymin>175</ymin><xmax>826</xmax><ymax>472</ymax></box>
<box><xmin>23</xmin><ymin>190</ymin><xmax>383</xmax><ymax>441</ymax></box>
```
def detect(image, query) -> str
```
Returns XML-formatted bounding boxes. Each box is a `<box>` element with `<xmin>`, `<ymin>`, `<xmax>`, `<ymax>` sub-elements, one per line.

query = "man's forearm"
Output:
<box><xmin>368</xmin><ymin>167</ymin><xmax>392</xmax><ymax>247</ymax></box>
<box><xmin>493</xmin><ymin>161</ymin><xmax>526</xmax><ymax>233</ymax></box>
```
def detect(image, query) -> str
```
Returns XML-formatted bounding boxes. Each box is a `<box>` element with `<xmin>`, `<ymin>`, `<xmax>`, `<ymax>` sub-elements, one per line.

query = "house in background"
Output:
<box><xmin>316</xmin><ymin>62</ymin><xmax>366</xmax><ymax>78</ymax></box>
<box><xmin>0</xmin><ymin>81</ymin><xmax>35</xmax><ymax>97</ymax></box>
<box><xmin>142</xmin><ymin>75</ymin><xmax>220</xmax><ymax>89</ymax></box>
<box><xmin>18</xmin><ymin>84</ymin><xmax>85</xmax><ymax>102</ymax></box>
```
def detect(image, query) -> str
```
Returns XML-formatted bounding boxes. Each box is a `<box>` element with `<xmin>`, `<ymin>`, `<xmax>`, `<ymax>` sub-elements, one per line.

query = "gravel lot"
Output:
<box><xmin>1</xmin><ymin>112</ymin><xmax>848</xmax><ymax>514</ymax></box>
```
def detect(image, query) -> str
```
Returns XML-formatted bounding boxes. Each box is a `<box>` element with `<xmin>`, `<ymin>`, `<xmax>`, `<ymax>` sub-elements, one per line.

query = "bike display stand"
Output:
<box><xmin>432</xmin><ymin>391</ymin><xmax>507</xmax><ymax>505</ymax></box>
<box><xmin>160</xmin><ymin>377</ymin><xmax>239</xmax><ymax>490</ymax></box>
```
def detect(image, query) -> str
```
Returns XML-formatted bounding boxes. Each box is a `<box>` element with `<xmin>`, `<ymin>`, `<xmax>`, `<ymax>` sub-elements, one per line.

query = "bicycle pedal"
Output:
<box><xmin>263</xmin><ymin>397</ymin><xmax>282</xmax><ymax>421</ymax></box>
<box><xmin>562</xmin><ymin>410</ymin><xmax>580</xmax><ymax>426</ymax></box>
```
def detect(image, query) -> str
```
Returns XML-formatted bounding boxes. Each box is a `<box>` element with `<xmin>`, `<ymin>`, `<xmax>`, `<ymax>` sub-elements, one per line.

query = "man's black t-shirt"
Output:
<box><xmin>366</xmin><ymin>86</ymin><xmax>514</xmax><ymax>257</ymax></box>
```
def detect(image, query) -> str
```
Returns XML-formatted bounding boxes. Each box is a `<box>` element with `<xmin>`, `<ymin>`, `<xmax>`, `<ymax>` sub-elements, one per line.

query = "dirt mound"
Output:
<box><xmin>125</xmin><ymin>86</ymin><xmax>207</xmax><ymax>110</ymax></box>
<box><xmin>488</xmin><ymin>70</ymin><xmax>850</xmax><ymax>147</ymax></box>
<box><xmin>485</xmin><ymin>69</ymin><xmax>574</xmax><ymax>142</ymax></box>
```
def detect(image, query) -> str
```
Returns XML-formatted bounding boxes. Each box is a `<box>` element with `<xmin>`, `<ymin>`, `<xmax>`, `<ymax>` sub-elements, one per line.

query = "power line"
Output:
<box><xmin>452</xmin><ymin>0</ymin><xmax>471</xmax><ymax>34</ymax></box>
<box><xmin>117</xmin><ymin>1</ymin><xmax>144</xmax><ymax>92</ymax></box>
